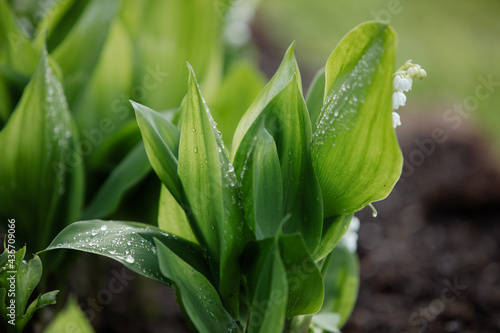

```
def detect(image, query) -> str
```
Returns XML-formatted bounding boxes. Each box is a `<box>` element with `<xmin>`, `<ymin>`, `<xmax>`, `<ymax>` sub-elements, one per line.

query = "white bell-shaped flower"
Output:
<box><xmin>393</xmin><ymin>74</ymin><xmax>412</xmax><ymax>92</ymax></box>
<box><xmin>392</xmin><ymin>91</ymin><xmax>406</xmax><ymax>110</ymax></box>
<box><xmin>392</xmin><ymin>112</ymin><xmax>401</xmax><ymax>128</ymax></box>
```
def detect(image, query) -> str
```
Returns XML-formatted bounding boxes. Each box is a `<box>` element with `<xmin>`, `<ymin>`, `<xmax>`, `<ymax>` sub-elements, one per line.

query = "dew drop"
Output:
<box><xmin>125</xmin><ymin>256</ymin><xmax>135</xmax><ymax>263</ymax></box>
<box><xmin>91</xmin><ymin>230</ymin><xmax>98</xmax><ymax>236</ymax></box>
<box><xmin>100</xmin><ymin>225</ymin><xmax>108</xmax><ymax>231</ymax></box>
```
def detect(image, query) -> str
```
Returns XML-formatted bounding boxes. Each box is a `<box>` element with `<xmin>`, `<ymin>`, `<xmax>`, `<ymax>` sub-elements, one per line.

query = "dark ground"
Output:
<box><xmin>26</xmin><ymin>110</ymin><xmax>499</xmax><ymax>333</ymax></box>
<box><xmin>344</xmin><ymin>112</ymin><xmax>500</xmax><ymax>333</ymax></box>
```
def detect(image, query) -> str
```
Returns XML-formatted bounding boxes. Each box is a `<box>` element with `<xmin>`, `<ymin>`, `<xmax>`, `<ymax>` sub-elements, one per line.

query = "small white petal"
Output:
<box><xmin>392</xmin><ymin>112</ymin><xmax>402</xmax><ymax>128</ymax></box>
<box><xmin>399</xmin><ymin>77</ymin><xmax>412</xmax><ymax>92</ymax></box>
<box><xmin>393</xmin><ymin>74</ymin><xmax>403</xmax><ymax>90</ymax></box>
<box><xmin>394</xmin><ymin>74</ymin><xmax>412</xmax><ymax>91</ymax></box>
<box><xmin>408</xmin><ymin>66</ymin><xmax>419</xmax><ymax>78</ymax></box>
<box><xmin>392</xmin><ymin>91</ymin><xmax>406</xmax><ymax>110</ymax></box>
<box><xmin>418</xmin><ymin>68</ymin><xmax>427</xmax><ymax>79</ymax></box>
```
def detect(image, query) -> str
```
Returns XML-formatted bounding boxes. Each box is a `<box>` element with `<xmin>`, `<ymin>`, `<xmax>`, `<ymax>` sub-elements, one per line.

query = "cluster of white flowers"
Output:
<box><xmin>392</xmin><ymin>60</ymin><xmax>427</xmax><ymax>128</ymax></box>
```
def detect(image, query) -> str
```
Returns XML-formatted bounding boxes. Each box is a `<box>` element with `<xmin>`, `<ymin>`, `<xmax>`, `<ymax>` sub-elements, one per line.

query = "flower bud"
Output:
<box><xmin>418</xmin><ymin>68</ymin><xmax>427</xmax><ymax>79</ymax></box>
<box><xmin>407</xmin><ymin>66</ymin><xmax>419</xmax><ymax>78</ymax></box>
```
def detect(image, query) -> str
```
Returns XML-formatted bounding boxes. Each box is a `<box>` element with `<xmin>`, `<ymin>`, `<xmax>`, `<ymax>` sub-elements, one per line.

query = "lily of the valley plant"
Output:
<box><xmin>45</xmin><ymin>21</ymin><xmax>421</xmax><ymax>332</ymax></box>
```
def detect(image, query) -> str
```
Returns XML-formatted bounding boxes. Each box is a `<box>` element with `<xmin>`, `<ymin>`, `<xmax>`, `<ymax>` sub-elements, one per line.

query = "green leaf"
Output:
<box><xmin>44</xmin><ymin>296</ymin><xmax>94</xmax><ymax>333</ymax></box>
<box><xmin>0</xmin><ymin>0</ymin><xmax>40</xmax><ymax>78</ymax></box>
<box><xmin>25</xmin><ymin>290</ymin><xmax>58</xmax><ymax>316</ymax></box>
<box><xmin>210</xmin><ymin>61</ymin><xmax>266</xmax><ymax>148</ymax></box>
<box><xmin>0</xmin><ymin>49</ymin><xmax>79</xmax><ymax>251</ymax></box>
<box><xmin>279</xmin><ymin>234</ymin><xmax>324</xmax><ymax>317</ymax></box>
<box><xmin>158</xmin><ymin>185</ymin><xmax>198</xmax><ymax>244</ymax></box>
<box><xmin>0</xmin><ymin>247</ymin><xmax>40</xmax><ymax>315</ymax></box>
<box><xmin>155</xmin><ymin>239</ymin><xmax>239</xmax><ymax>333</ymax></box>
<box><xmin>52</xmin><ymin>0</ymin><xmax>119</xmax><ymax>105</ymax></box>
<box><xmin>233</xmin><ymin>76</ymin><xmax>323</xmax><ymax>254</ymax></box>
<box><xmin>0</xmin><ymin>75</ymin><xmax>12</xmax><ymax>123</ymax></box>
<box><xmin>81</xmin><ymin>142</ymin><xmax>151</xmax><ymax>220</ymax></box>
<box><xmin>321</xmin><ymin>245</ymin><xmax>360</xmax><ymax>328</ymax></box>
<box><xmin>72</xmin><ymin>18</ymin><xmax>134</xmax><ymax>156</ymax></box>
<box><xmin>178</xmin><ymin>65</ymin><xmax>248</xmax><ymax>315</ymax></box>
<box><xmin>239</xmin><ymin>126</ymin><xmax>283</xmax><ymax>240</ymax></box>
<box><xmin>314</xmin><ymin>214</ymin><xmax>353</xmax><ymax>261</ymax></box>
<box><xmin>16</xmin><ymin>254</ymin><xmax>42</xmax><ymax>314</ymax></box>
<box><xmin>133</xmin><ymin>101</ymin><xmax>183</xmax><ymax>203</ymax></box>
<box><xmin>34</xmin><ymin>0</ymin><xmax>75</xmax><ymax>42</ymax></box>
<box><xmin>0</xmin><ymin>247</ymin><xmax>59</xmax><ymax>332</ymax></box>
<box><xmin>43</xmin><ymin>220</ymin><xmax>210</xmax><ymax>287</ymax></box>
<box><xmin>120</xmin><ymin>0</ymin><xmax>225</xmax><ymax>109</ymax></box>
<box><xmin>242</xmin><ymin>239</ymin><xmax>288</xmax><ymax>333</ymax></box>
<box><xmin>306</xmin><ymin>68</ymin><xmax>325</xmax><ymax>130</ymax></box>
<box><xmin>311</xmin><ymin>21</ymin><xmax>402</xmax><ymax>217</ymax></box>
<box><xmin>19</xmin><ymin>290</ymin><xmax>60</xmax><ymax>328</ymax></box>
<box><xmin>231</xmin><ymin>42</ymin><xmax>301</xmax><ymax>157</ymax></box>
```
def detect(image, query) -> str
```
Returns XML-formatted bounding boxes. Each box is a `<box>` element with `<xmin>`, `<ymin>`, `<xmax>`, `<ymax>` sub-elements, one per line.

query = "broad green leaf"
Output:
<box><xmin>133</xmin><ymin>101</ymin><xmax>183</xmax><ymax>203</ymax></box>
<box><xmin>178</xmin><ymin>65</ymin><xmax>248</xmax><ymax>315</ymax></box>
<box><xmin>50</xmin><ymin>120</ymin><xmax>85</xmax><ymax>237</ymax></box>
<box><xmin>233</xmin><ymin>77</ymin><xmax>323</xmax><ymax>254</ymax></box>
<box><xmin>279</xmin><ymin>234</ymin><xmax>324</xmax><ymax>317</ymax></box>
<box><xmin>89</xmin><ymin>118</ymin><xmax>142</xmax><ymax>170</ymax></box>
<box><xmin>120</xmin><ymin>0</ymin><xmax>225</xmax><ymax>110</ymax></box>
<box><xmin>0</xmin><ymin>0</ymin><xmax>40</xmax><ymax>78</ymax></box>
<box><xmin>0</xmin><ymin>49</ymin><xmax>79</xmax><ymax>251</ymax></box>
<box><xmin>43</xmin><ymin>220</ymin><xmax>210</xmax><ymax>287</ymax></box>
<box><xmin>34</xmin><ymin>0</ymin><xmax>75</xmax><ymax>39</ymax></box>
<box><xmin>0</xmin><ymin>74</ymin><xmax>12</xmax><ymax>123</ymax></box>
<box><xmin>321</xmin><ymin>245</ymin><xmax>360</xmax><ymax>328</ymax></box>
<box><xmin>155</xmin><ymin>239</ymin><xmax>239</xmax><ymax>333</ymax></box>
<box><xmin>239</xmin><ymin>126</ymin><xmax>283</xmax><ymax>240</ymax></box>
<box><xmin>72</xmin><ymin>18</ymin><xmax>134</xmax><ymax>160</ymax></box>
<box><xmin>158</xmin><ymin>185</ymin><xmax>198</xmax><ymax>244</ymax></box>
<box><xmin>241</xmin><ymin>239</ymin><xmax>288</xmax><ymax>333</ymax></box>
<box><xmin>52</xmin><ymin>0</ymin><xmax>119</xmax><ymax>105</ymax></box>
<box><xmin>311</xmin><ymin>21</ymin><xmax>402</xmax><ymax>217</ymax></box>
<box><xmin>210</xmin><ymin>61</ymin><xmax>266</xmax><ymax>148</ymax></box>
<box><xmin>306</xmin><ymin>68</ymin><xmax>325</xmax><ymax>130</ymax></box>
<box><xmin>44</xmin><ymin>296</ymin><xmax>94</xmax><ymax>333</ymax></box>
<box><xmin>231</xmin><ymin>43</ymin><xmax>301</xmax><ymax>157</ymax></box>
<box><xmin>81</xmin><ymin>142</ymin><xmax>152</xmax><ymax>220</ymax></box>
<box><xmin>314</xmin><ymin>214</ymin><xmax>353</xmax><ymax>261</ymax></box>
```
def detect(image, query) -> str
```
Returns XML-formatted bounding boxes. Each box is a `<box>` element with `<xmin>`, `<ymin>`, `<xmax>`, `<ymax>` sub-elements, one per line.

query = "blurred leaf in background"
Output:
<box><xmin>44</xmin><ymin>296</ymin><xmax>94</xmax><ymax>333</ymax></box>
<box><xmin>0</xmin><ymin>49</ymin><xmax>83</xmax><ymax>252</ymax></box>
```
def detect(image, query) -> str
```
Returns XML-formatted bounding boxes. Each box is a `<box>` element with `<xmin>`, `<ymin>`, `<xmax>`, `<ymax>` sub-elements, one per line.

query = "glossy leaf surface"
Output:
<box><xmin>155</xmin><ymin>239</ymin><xmax>239</xmax><ymax>333</ymax></box>
<box><xmin>178</xmin><ymin>66</ymin><xmax>247</xmax><ymax>314</ymax></box>
<box><xmin>312</xmin><ymin>22</ymin><xmax>402</xmax><ymax>216</ymax></box>
<box><xmin>44</xmin><ymin>220</ymin><xmax>209</xmax><ymax>287</ymax></box>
